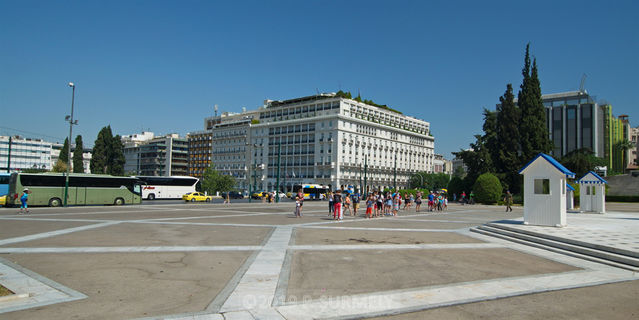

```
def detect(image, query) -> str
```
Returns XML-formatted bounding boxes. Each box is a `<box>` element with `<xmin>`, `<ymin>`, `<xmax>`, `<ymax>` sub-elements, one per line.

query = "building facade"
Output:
<box><xmin>122</xmin><ymin>132</ymin><xmax>189</xmax><ymax>176</ymax></box>
<box><xmin>0</xmin><ymin>136</ymin><xmax>53</xmax><ymax>172</ymax></box>
<box><xmin>540</xmin><ymin>91</ymin><xmax>602</xmax><ymax>157</ymax></box>
<box><xmin>503</xmin><ymin>90</ymin><xmax>632</xmax><ymax>174</ymax></box>
<box><xmin>192</xmin><ymin>93</ymin><xmax>435</xmax><ymax>193</ymax></box>
<box><xmin>630</xmin><ymin>126</ymin><xmax>639</xmax><ymax>170</ymax></box>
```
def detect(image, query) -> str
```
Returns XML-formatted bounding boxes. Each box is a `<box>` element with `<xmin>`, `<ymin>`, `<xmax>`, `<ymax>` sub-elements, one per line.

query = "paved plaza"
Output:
<box><xmin>0</xmin><ymin>202</ymin><xmax>637</xmax><ymax>319</ymax></box>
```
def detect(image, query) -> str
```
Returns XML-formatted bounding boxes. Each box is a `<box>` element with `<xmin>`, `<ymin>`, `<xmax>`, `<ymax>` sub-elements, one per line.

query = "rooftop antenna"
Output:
<box><xmin>579</xmin><ymin>74</ymin><xmax>587</xmax><ymax>93</ymax></box>
<box><xmin>214</xmin><ymin>104</ymin><xmax>218</xmax><ymax>117</ymax></box>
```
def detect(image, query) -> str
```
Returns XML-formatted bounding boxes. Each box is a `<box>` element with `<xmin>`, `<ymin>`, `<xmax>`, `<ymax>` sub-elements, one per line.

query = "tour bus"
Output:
<box><xmin>136</xmin><ymin>176</ymin><xmax>199</xmax><ymax>200</ymax></box>
<box><xmin>7</xmin><ymin>172</ymin><xmax>143</xmax><ymax>207</ymax></box>
<box><xmin>0</xmin><ymin>173</ymin><xmax>9</xmax><ymax>196</ymax></box>
<box><xmin>292</xmin><ymin>184</ymin><xmax>329</xmax><ymax>200</ymax></box>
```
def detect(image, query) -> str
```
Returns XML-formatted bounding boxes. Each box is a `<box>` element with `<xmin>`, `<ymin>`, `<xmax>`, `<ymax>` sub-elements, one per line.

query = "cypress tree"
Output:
<box><xmin>519</xmin><ymin>44</ymin><xmax>552</xmax><ymax>162</ymax></box>
<box><xmin>109</xmin><ymin>135</ymin><xmax>125</xmax><ymax>176</ymax></box>
<box><xmin>497</xmin><ymin>84</ymin><xmax>521</xmax><ymax>191</ymax></box>
<box><xmin>59</xmin><ymin>138</ymin><xmax>69</xmax><ymax>164</ymax></box>
<box><xmin>91</xmin><ymin>126</ymin><xmax>113</xmax><ymax>174</ymax></box>
<box><xmin>73</xmin><ymin>135</ymin><xmax>85</xmax><ymax>173</ymax></box>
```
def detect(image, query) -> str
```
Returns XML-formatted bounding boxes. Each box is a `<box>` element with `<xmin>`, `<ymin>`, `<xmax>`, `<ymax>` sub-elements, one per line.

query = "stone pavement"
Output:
<box><xmin>0</xmin><ymin>202</ymin><xmax>637</xmax><ymax>319</ymax></box>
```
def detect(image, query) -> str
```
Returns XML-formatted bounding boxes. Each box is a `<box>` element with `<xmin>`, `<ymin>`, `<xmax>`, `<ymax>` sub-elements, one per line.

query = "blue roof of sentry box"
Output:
<box><xmin>518</xmin><ymin>153</ymin><xmax>576</xmax><ymax>178</ymax></box>
<box><xmin>577</xmin><ymin>171</ymin><xmax>608</xmax><ymax>184</ymax></box>
<box><xmin>566</xmin><ymin>183</ymin><xmax>575</xmax><ymax>191</ymax></box>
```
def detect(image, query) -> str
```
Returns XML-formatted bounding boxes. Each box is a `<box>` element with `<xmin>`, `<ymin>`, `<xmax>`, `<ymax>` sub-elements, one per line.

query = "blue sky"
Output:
<box><xmin>1</xmin><ymin>0</ymin><xmax>637</xmax><ymax>158</ymax></box>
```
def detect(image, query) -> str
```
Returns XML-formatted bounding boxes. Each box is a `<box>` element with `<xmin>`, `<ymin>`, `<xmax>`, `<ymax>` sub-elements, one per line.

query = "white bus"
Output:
<box><xmin>136</xmin><ymin>176</ymin><xmax>199</xmax><ymax>200</ymax></box>
<box><xmin>292</xmin><ymin>184</ymin><xmax>329</xmax><ymax>200</ymax></box>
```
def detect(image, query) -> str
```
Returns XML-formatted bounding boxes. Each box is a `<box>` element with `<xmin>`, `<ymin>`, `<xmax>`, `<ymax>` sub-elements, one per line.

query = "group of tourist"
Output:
<box><xmin>321</xmin><ymin>189</ymin><xmax>447</xmax><ymax>220</ymax></box>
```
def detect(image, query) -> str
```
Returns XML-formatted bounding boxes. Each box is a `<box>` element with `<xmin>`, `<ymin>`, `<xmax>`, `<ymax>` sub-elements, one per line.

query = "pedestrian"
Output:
<box><xmin>375</xmin><ymin>192</ymin><xmax>383</xmax><ymax>218</ymax></box>
<box><xmin>392</xmin><ymin>193</ymin><xmax>400</xmax><ymax>216</ymax></box>
<box><xmin>294</xmin><ymin>194</ymin><xmax>302</xmax><ymax>218</ymax></box>
<box><xmin>403</xmin><ymin>192</ymin><xmax>410</xmax><ymax>210</ymax></box>
<box><xmin>504</xmin><ymin>190</ymin><xmax>513</xmax><ymax>212</ymax></box>
<box><xmin>344</xmin><ymin>192</ymin><xmax>352</xmax><ymax>216</ymax></box>
<box><xmin>19</xmin><ymin>188</ymin><xmax>29</xmax><ymax>214</ymax></box>
<box><xmin>328</xmin><ymin>190</ymin><xmax>334</xmax><ymax>216</ymax></box>
<box><xmin>297</xmin><ymin>190</ymin><xmax>304</xmax><ymax>216</ymax></box>
<box><xmin>415</xmin><ymin>191</ymin><xmax>422</xmax><ymax>212</ymax></box>
<box><xmin>460</xmin><ymin>191</ymin><xmax>466</xmax><ymax>205</ymax></box>
<box><xmin>365</xmin><ymin>194</ymin><xmax>373</xmax><ymax>219</ymax></box>
<box><xmin>469</xmin><ymin>191</ymin><xmax>475</xmax><ymax>205</ymax></box>
<box><xmin>333</xmin><ymin>190</ymin><xmax>343</xmax><ymax>220</ymax></box>
<box><xmin>428</xmin><ymin>191</ymin><xmax>435</xmax><ymax>212</ymax></box>
<box><xmin>352</xmin><ymin>192</ymin><xmax>360</xmax><ymax>216</ymax></box>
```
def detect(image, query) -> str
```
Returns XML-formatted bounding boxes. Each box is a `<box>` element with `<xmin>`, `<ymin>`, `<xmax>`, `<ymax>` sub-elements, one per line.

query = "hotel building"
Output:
<box><xmin>191</xmin><ymin>93</ymin><xmax>435</xmax><ymax>193</ymax></box>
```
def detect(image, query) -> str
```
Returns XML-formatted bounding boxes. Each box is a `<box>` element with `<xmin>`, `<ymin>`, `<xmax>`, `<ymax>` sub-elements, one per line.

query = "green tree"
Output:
<box><xmin>473</xmin><ymin>173</ymin><xmax>503</xmax><ymax>204</ymax></box>
<box><xmin>201</xmin><ymin>167</ymin><xmax>236</xmax><ymax>194</ymax></box>
<box><xmin>52</xmin><ymin>159</ymin><xmax>68</xmax><ymax>173</ymax></box>
<box><xmin>447</xmin><ymin>176</ymin><xmax>465</xmax><ymax>198</ymax></box>
<box><xmin>109</xmin><ymin>135</ymin><xmax>125</xmax><ymax>176</ymax></box>
<box><xmin>496</xmin><ymin>84</ymin><xmax>522</xmax><ymax>192</ymax></box>
<box><xmin>518</xmin><ymin>44</ymin><xmax>552</xmax><ymax>161</ymax></box>
<box><xmin>59</xmin><ymin>138</ymin><xmax>69</xmax><ymax>164</ymax></box>
<box><xmin>616</xmin><ymin>139</ymin><xmax>635</xmax><ymax>172</ymax></box>
<box><xmin>560</xmin><ymin>148</ymin><xmax>608</xmax><ymax>178</ymax></box>
<box><xmin>91</xmin><ymin>126</ymin><xmax>113</xmax><ymax>174</ymax></box>
<box><xmin>73</xmin><ymin>135</ymin><xmax>84</xmax><ymax>173</ymax></box>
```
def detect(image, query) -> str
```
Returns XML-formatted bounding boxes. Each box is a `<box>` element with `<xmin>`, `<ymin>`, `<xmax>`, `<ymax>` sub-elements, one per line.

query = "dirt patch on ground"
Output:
<box><xmin>294</xmin><ymin>228</ymin><xmax>484</xmax><ymax>245</ymax></box>
<box><xmin>287</xmin><ymin>248</ymin><xmax>580</xmax><ymax>301</ymax></box>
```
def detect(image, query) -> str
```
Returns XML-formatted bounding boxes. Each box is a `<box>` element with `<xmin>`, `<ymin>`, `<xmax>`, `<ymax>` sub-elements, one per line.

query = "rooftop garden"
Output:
<box><xmin>335</xmin><ymin>90</ymin><xmax>403</xmax><ymax>114</ymax></box>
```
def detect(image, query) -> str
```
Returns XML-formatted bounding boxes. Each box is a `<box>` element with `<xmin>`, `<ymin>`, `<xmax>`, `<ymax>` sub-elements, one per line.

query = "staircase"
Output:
<box><xmin>471</xmin><ymin>223</ymin><xmax>639</xmax><ymax>271</ymax></box>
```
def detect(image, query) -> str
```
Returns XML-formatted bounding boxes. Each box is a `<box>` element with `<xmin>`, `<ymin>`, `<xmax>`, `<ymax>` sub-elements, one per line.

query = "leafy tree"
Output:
<box><xmin>201</xmin><ymin>167</ymin><xmax>236</xmax><ymax>194</ymax></box>
<box><xmin>73</xmin><ymin>135</ymin><xmax>85</xmax><ymax>173</ymax></box>
<box><xmin>409</xmin><ymin>172</ymin><xmax>450</xmax><ymax>190</ymax></box>
<box><xmin>52</xmin><ymin>159</ymin><xmax>68</xmax><ymax>173</ymax></box>
<box><xmin>518</xmin><ymin>44</ymin><xmax>552</xmax><ymax>161</ymax></box>
<box><xmin>560</xmin><ymin>148</ymin><xmax>608</xmax><ymax>178</ymax></box>
<box><xmin>59</xmin><ymin>138</ymin><xmax>69</xmax><ymax>164</ymax></box>
<box><xmin>447</xmin><ymin>176</ymin><xmax>465</xmax><ymax>198</ymax></box>
<box><xmin>473</xmin><ymin>173</ymin><xmax>502</xmax><ymax>204</ymax></box>
<box><xmin>91</xmin><ymin>126</ymin><xmax>124</xmax><ymax>175</ymax></box>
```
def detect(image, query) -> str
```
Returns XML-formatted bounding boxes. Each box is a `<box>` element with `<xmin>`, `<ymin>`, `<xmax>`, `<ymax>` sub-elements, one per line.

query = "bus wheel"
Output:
<box><xmin>114</xmin><ymin>198</ymin><xmax>125</xmax><ymax>206</ymax></box>
<box><xmin>48</xmin><ymin>198</ymin><xmax>62</xmax><ymax>207</ymax></box>
<box><xmin>148</xmin><ymin>194</ymin><xmax>155</xmax><ymax>200</ymax></box>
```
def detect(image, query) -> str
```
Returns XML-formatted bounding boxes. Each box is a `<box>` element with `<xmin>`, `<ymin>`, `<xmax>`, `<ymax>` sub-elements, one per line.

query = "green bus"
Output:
<box><xmin>7</xmin><ymin>173</ymin><xmax>143</xmax><ymax>207</ymax></box>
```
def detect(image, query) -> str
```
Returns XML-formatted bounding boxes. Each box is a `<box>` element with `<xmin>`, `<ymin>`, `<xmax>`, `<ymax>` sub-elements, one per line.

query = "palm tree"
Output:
<box><xmin>616</xmin><ymin>139</ymin><xmax>635</xmax><ymax>173</ymax></box>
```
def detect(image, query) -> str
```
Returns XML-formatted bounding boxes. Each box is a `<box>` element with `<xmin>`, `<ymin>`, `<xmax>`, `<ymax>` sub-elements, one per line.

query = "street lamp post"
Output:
<box><xmin>275</xmin><ymin>139</ymin><xmax>281</xmax><ymax>203</ymax></box>
<box><xmin>64</xmin><ymin>82</ymin><xmax>77</xmax><ymax>207</ymax></box>
<box><xmin>249</xmin><ymin>143</ymin><xmax>259</xmax><ymax>203</ymax></box>
<box><xmin>364</xmin><ymin>154</ymin><xmax>368</xmax><ymax>196</ymax></box>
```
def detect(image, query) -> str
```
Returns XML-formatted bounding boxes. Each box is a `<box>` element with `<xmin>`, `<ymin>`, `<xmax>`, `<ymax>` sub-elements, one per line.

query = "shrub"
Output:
<box><xmin>472</xmin><ymin>173</ymin><xmax>502</xmax><ymax>204</ymax></box>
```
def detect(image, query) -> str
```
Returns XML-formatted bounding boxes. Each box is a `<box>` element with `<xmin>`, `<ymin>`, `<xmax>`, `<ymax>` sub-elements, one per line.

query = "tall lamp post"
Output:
<box><xmin>64</xmin><ymin>82</ymin><xmax>78</xmax><ymax>207</ymax></box>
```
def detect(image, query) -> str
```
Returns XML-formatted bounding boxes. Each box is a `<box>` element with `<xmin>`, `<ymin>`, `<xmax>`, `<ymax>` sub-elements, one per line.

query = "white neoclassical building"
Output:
<box><xmin>194</xmin><ymin>93</ymin><xmax>435</xmax><ymax>193</ymax></box>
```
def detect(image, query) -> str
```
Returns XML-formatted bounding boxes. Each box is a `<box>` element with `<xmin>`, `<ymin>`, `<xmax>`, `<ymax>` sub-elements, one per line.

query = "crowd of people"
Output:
<box><xmin>309</xmin><ymin>189</ymin><xmax>451</xmax><ymax>220</ymax></box>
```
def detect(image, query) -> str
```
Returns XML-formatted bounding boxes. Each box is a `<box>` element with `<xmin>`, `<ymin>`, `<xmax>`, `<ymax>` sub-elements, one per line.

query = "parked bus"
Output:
<box><xmin>0</xmin><ymin>173</ymin><xmax>9</xmax><ymax>196</ymax></box>
<box><xmin>7</xmin><ymin>173</ymin><xmax>143</xmax><ymax>207</ymax></box>
<box><xmin>292</xmin><ymin>184</ymin><xmax>329</xmax><ymax>200</ymax></box>
<box><xmin>136</xmin><ymin>176</ymin><xmax>199</xmax><ymax>200</ymax></box>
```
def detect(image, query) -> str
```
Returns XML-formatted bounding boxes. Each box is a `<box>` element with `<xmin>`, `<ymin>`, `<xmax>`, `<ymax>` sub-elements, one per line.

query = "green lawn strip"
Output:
<box><xmin>0</xmin><ymin>284</ymin><xmax>13</xmax><ymax>296</ymax></box>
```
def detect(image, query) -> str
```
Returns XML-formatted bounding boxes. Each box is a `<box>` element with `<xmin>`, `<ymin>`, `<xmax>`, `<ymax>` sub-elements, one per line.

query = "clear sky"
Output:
<box><xmin>1</xmin><ymin>0</ymin><xmax>637</xmax><ymax>158</ymax></box>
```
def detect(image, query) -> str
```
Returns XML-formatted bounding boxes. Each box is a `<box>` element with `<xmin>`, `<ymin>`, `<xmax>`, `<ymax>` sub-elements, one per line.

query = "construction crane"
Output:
<box><xmin>579</xmin><ymin>74</ymin><xmax>587</xmax><ymax>93</ymax></box>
